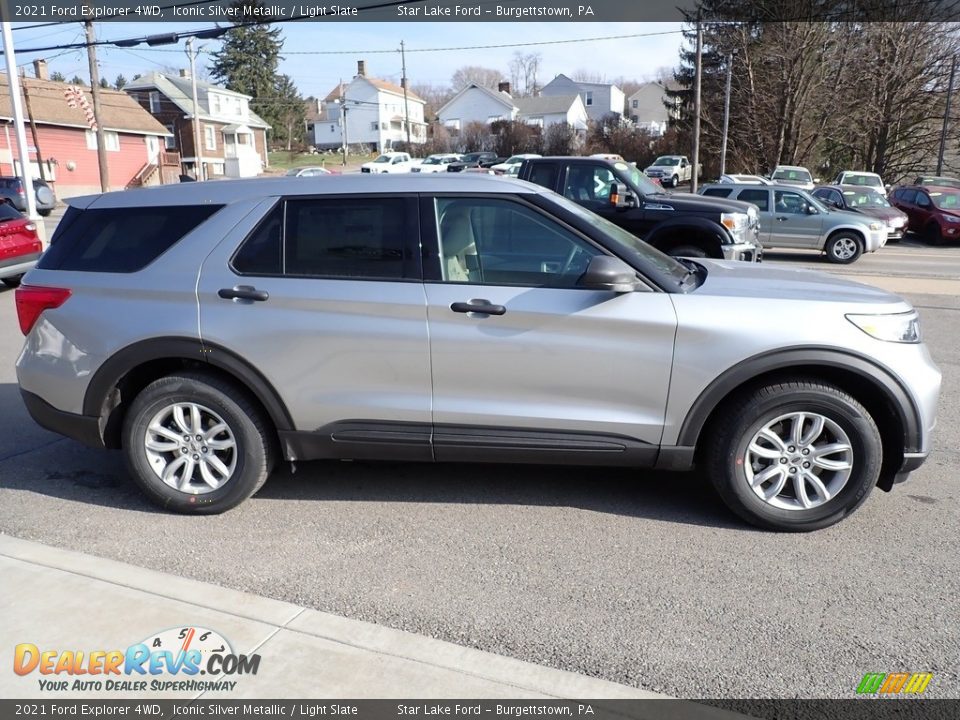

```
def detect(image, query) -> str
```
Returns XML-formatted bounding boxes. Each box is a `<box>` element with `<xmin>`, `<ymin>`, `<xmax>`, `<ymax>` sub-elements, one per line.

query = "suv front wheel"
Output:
<box><xmin>825</xmin><ymin>232</ymin><xmax>863</xmax><ymax>264</ymax></box>
<box><xmin>122</xmin><ymin>373</ymin><xmax>275</xmax><ymax>514</ymax></box>
<box><xmin>706</xmin><ymin>380</ymin><xmax>882</xmax><ymax>531</ymax></box>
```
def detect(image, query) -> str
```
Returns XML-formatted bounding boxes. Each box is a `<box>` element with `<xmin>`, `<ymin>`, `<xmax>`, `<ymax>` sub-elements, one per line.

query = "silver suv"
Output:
<box><xmin>15</xmin><ymin>175</ymin><xmax>940</xmax><ymax>531</ymax></box>
<box><xmin>700</xmin><ymin>183</ymin><xmax>887</xmax><ymax>263</ymax></box>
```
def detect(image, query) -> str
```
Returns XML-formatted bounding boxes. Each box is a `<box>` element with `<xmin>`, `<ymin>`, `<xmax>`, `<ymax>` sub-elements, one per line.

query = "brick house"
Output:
<box><xmin>0</xmin><ymin>66</ymin><xmax>173</xmax><ymax>199</ymax></box>
<box><xmin>125</xmin><ymin>71</ymin><xmax>270</xmax><ymax>179</ymax></box>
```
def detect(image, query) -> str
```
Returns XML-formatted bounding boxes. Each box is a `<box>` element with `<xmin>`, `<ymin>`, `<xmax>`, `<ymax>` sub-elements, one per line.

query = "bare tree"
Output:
<box><xmin>450</xmin><ymin>66</ymin><xmax>503</xmax><ymax>91</ymax></box>
<box><xmin>509</xmin><ymin>52</ymin><xmax>542</xmax><ymax>97</ymax></box>
<box><xmin>412</xmin><ymin>83</ymin><xmax>455</xmax><ymax>122</ymax></box>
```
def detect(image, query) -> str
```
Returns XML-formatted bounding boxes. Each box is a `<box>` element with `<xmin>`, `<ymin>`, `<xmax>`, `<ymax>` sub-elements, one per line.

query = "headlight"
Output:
<box><xmin>943</xmin><ymin>215</ymin><xmax>960</xmax><ymax>223</ymax></box>
<box><xmin>868</xmin><ymin>221</ymin><xmax>883</xmax><ymax>231</ymax></box>
<box><xmin>721</xmin><ymin>211</ymin><xmax>749</xmax><ymax>236</ymax></box>
<box><xmin>846</xmin><ymin>311</ymin><xmax>921</xmax><ymax>343</ymax></box>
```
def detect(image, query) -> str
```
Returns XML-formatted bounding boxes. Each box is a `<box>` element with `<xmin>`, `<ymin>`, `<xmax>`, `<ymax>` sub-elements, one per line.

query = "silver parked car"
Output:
<box><xmin>15</xmin><ymin>175</ymin><xmax>939</xmax><ymax>531</ymax></box>
<box><xmin>700</xmin><ymin>183</ymin><xmax>887</xmax><ymax>263</ymax></box>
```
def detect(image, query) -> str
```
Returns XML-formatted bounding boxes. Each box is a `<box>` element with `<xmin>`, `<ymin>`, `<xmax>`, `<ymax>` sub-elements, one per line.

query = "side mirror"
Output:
<box><xmin>885</xmin><ymin>184</ymin><xmax>892</xmax><ymax>192</ymax></box>
<box><xmin>609</xmin><ymin>182</ymin><xmax>637</xmax><ymax>208</ymax></box>
<box><xmin>578</xmin><ymin>256</ymin><xmax>641</xmax><ymax>293</ymax></box>
<box><xmin>805</xmin><ymin>203</ymin><xmax>819</xmax><ymax>214</ymax></box>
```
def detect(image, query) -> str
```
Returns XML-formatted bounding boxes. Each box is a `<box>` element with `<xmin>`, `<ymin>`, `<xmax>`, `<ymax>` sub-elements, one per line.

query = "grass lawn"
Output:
<box><xmin>265</xmin><ymin>150</ymin><xmax>374</xmax><ymax>174</ymax></box>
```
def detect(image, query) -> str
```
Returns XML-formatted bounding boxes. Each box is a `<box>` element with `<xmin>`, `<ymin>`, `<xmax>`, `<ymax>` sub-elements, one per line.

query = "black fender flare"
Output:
<box><xmin>676</xmin><ymin>347</ymin><xmax>922</xmax><ymax>453</ymax></box>
<box><xmin>643</xmin><ymin>216</ymin><xmax>731</xmax><ymax>253</ymax></box>
<box><xmin>82</xmin><ymin>337</ymin><xmax>295</xmax><ymax>434</ymax></box>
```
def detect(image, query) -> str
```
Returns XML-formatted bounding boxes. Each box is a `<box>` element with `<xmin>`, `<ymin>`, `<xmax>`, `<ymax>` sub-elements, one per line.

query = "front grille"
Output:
<box><xmin>361</xmin><ymin>168</ymin><xmax>370</xmax><ymax>173</ymax></box>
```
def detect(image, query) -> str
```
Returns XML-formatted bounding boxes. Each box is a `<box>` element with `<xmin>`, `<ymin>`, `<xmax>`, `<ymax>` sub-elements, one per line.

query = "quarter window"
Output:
<box><xmin>434</xmin><ymin>197</ymin><xmax>599</xmax><ymax>287</ymax></box>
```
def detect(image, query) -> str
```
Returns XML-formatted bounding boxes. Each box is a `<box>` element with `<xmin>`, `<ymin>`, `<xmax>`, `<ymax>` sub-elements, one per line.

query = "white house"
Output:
<box><xmin>540</xmin><ymin>74</ymin><xmax>625</xmax><ymax>124</ymax></box>
<box><xmin>437</xmin><ymin>83</ymin><xmax>587</xmax><ymax>131</ymax></box>
<box><xmin>627</xmin><ymin>81</ymin><xmax>681</xmax><ymax>137</ymax></box>
<box><xmin>311</xmin><ymin>61</ymin><xmax>426</xmax><ymax>152</ymax></box>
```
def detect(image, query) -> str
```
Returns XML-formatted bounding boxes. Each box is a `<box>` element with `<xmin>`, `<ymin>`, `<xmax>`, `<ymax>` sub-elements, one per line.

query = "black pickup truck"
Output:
<box><xmin>517</xmin><ymin>157</ymin><xmax>762</xmax><ymax>261</ymax></box>
<box><xmin>447</xmin><ymin>152</ymin><xmax>502</xmax><ymax>173</ymax></box>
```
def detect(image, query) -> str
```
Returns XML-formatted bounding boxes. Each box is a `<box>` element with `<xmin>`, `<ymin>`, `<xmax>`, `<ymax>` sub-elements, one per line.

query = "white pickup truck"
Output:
<box><xmin>360</xmin><ymin>152</ymin><xmax>419</xmax><ymax>174</ymax></box>
<box><xmin>643</xmin><ymin>155</ymin><xmax>701</xmax><ymax>187</ymax></box>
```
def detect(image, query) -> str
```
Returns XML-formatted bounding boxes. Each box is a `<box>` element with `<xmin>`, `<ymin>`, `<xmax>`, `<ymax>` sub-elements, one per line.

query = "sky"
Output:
<box><xmin>7</xmin><ymin>21</ymin><xmax>685</xmax><ymax>98</ymax></box>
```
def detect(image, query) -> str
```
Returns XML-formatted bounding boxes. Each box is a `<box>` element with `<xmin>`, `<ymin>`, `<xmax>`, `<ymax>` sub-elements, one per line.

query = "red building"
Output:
<box><xmin>0</xmin><ymin>64</ymin><xmax>174</xmax><ymax>199</ymax></box>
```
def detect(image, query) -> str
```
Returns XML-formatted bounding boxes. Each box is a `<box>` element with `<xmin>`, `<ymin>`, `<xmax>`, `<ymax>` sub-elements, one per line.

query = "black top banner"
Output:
<box><xmin>1</xmin><ymin>0</ymin><xmax>960</xmax><ymax>23</ymax></box>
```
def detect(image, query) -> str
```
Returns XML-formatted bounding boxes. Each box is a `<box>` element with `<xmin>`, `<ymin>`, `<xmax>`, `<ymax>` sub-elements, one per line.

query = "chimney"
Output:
<box><xmin>357</xmin><ymin>60</ymin><xmax>366</xmax><ymax>77</ymax></box>
<box><xmin>180</xmin><ymin>68</ymin><xmax>190</xmax><ymax>78</ymax></box>
<box><xmin>33</xmin><ymin>59</ymin><xmax>48</xmax><ymax>81</ymax></box>
<box><xmin>498</xmin><ymin>81</ymin><xmax>511</xmax><ymax>95</ymax></box>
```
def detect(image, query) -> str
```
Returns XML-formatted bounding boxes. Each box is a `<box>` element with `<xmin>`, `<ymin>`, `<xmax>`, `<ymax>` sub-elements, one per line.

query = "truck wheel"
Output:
<box><xmin>705</xmin><ymin>380</ymin><xmax>882</xmax><ymax>531</ymax></box>
<box><xmin>671</xmin><ymin>174</ymin><xmax>680</xmax><ymax>187</ymax></box>
<box><xmin>122</xmin><ymin>372</ymin><xmax>276</xmax><ymax>514</ymax></box>
<box><xmin>669</xmin><ymin>245</ymin><xmax>709</xmax><ymax>258</ymax></box>
<box><xmin>825</xmin><ymin>232</ymin><xmax>863</xmax><ymax>264</ymax></box>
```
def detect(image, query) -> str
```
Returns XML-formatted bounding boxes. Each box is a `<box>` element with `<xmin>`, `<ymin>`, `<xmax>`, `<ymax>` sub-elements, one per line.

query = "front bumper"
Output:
<box><xmin>721</xmin><ymin>241</ymin><xmax>762</xmax><ymax>263</ymax></box>
<box><xmin>893</xmin><ymin>452</ymin><xmax>928</xmax><ymax>484</ymax></box>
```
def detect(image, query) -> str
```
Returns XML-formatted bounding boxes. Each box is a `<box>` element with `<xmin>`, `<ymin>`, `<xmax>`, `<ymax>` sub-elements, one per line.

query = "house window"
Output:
<box><xmin>210</xmin><ymin>162</ymin><xmax>225</xmax><ymax>176</ymax></box>
<box><xmin>632</xmin><ymin>99</ymin><xmax>638</xmax><ymax>109</ymax></box>
<box><xmin>164</xmin><ymin>124</ymin><xmax>176</xmax><ymax>150</ymax></box>
<box><xmin>204</xmin><ymin>125</ymin><xmax>217</xmax><ymax>151</ymax></box>
<box><xmin>584</xmin><ymin>91</ymin><xmax>593</xmax><ymax>107</ymax></box>
<box><xmin>210</xmin><ymin>94</ymin><xmax>220</xmax><ymax>115</ymax></box>
<box><xmin>149</xmin><ymin>91</ymin><xmax>161</xmax><ymax>113</ymax></box>
<box><xmin>85</xmin><ymin>130</ymin><xmax>120</xmax><ymax>151</ymax></box>
<box><xmin>371</xmin><ymin>121</ymin><xmax>379</xmax><ymax>131</ymax></box>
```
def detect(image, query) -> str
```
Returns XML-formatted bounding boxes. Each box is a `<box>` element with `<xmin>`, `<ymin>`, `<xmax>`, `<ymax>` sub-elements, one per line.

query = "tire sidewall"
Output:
<box><xmin>123</xmin><ymin>377</ymin><xmax>267</xmax><ymax>514</ymax></box>
<box><xmin>826</xmin><ymin>233</ymin><xmax>862</xmax><ymax>264</ymax></box>
<box><xmin>719</xmin><ymin>389</ymin><xmax>881</xmax><ymax>531</ymax></box>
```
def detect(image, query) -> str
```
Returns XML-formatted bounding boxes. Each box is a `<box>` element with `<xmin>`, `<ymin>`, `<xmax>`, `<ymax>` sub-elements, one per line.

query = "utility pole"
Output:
<box><xmin>21</xmin><ymin>79</ymin><xmax>47</xmax><ymax>182</ymax></box>
<box><xmin>938</xmin><ymin>55</ymin><xmax>956</xmax><ymax>176</ymax></box>
<box><xmin>400</xmin><ymin>40</ymin><xmax>412</xmax><ymax>147</ymax></box>
<box><xmin>1</xmin><ymin>21</ymin><xmax>38</xmax><ymax>221</ymax></box>
<box><xmin>186</xmin><ymin>37</ymin><xmax>204</xmax><ymax>180</ymax></box>
<box><xmin>691</xmin><ymin>15</ymin><xmax>703</xmax><ymax>193</ymax></box>
<box><xmin>84</xmin><ymin>19</ymin><xmax>110</xmax><ymax>192</ymax></box>
<box><xmin>719</xmin><ymin>50</ymin><xmax>735</xmax><ymax>177</ymax></box>
<box><xmin>339</xmin><ymin>79</ymin><xmax>349</xmax><ymax>167</ymax></box>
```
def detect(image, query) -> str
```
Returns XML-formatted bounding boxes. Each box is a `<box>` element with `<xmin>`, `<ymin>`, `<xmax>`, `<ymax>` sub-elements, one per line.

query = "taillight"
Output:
<box><xmin>24</xmin><ymin>223</ymin><xmax>36</xmax><ymax>232</ymax></box>
<box><xmin>15</xmin><ymin>285</ymin><xmax>71</xmax><ymax>335</ymax></box>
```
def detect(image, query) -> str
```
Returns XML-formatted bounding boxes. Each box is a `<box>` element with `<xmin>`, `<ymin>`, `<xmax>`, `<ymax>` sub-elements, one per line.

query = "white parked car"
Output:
<box><xmin>770</xmin><ymin>165</ymin><xmax>816</xmax><ymax>192</ymax></box>
<box><xmin>833</xmin><ymin>170</ymin><xmax>887</xmax><ymax>194</ymax></box>
<box><xmin>489</xmin><ymin>153</ymin><xmax>542</xmax><ymax>175</ymax></box>
<box><xmin>361</xmin><ymin>152</ymin><xmax>417</xmax><ymax>174</ymax></box>
<box><xmin>411</xmin><ymin>154</ymin><xmax>462</xmax><ymax>173</ymax></box>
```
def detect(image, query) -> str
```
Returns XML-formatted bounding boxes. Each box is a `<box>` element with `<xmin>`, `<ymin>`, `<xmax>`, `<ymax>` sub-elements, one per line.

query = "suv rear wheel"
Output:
<box><xmin>122</xmin><ymin>372</ymin><xmax>275</xmax><ymax>514</ymax></box>
<box><xmin>705</xmin><ymin>380</ymin><xmax>882</xmax><ymax>531</ymax></box>
<box><xmin>825</xmin><ymin>232</ymin><xmax>863</xmax><ymax>264</ymax></box>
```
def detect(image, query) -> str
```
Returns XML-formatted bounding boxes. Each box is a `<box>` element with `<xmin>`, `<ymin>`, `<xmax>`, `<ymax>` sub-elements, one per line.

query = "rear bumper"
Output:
<box><xmin>20</xmin><ymin>389</ymin><xmax>104</xmax><ymax>449</ymax></box>
<box><xmin>0</xmin><ymin>252</ymin><xmax>40</xmax><ymax>279</ymax></box>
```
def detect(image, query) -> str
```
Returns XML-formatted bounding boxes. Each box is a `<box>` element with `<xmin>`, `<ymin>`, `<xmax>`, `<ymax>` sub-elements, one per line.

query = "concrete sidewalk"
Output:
<box><xmin>1</xmin><ymin>534</ymin><xmax>719</xmax><ymax>706</ymax></box>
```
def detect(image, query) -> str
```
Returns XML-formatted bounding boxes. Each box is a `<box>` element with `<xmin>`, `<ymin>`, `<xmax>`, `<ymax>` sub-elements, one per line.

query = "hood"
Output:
<box><xmin>691</xmin><ymin>259</ymin><xmax>911</xmax><ymax>309</ymax></box>
<box><xmin>652</xmin><ymin>190</ymin><xmax>757</xmax><ymax>216</ymax></box>
<box><xmin>850</xmin><ymin>206</ymin><xmax>906</xmax><ymax>222</ymax></box>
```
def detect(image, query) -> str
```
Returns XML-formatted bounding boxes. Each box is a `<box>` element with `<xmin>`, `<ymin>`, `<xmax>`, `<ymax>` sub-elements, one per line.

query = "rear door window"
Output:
<box><xmin>738</xmin><ymin>189</ymin><xmax>770</xmax><ymax>211</ymax></box>
<box><xmin>37</xmin><ymin>204</ymin><xmax>222</xmax><ymax>273</ymax></box>
<box><xmin>703</xmin><ymin>188</ymin><xmax>733</xmax><ymax>198</ymax></box>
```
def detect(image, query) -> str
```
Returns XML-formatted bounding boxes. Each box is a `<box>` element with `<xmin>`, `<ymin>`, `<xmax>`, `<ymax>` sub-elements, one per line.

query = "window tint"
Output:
<box><xmin>738</xmin><ymin>189</ymin><xmax>769</xmax><ymax>211</ymax></box>
<box><xmin>703</xmin><ymin>188</ymin><xmax>733</xmax><ymax>198</ymax></box>
<box><xmin>38</xmin><ymin>204</ymin><xmax>222</xmax><ymax>273</ymax></box>
<box><xmin>232</xmin><ymin>205</ymin><xmax>283</xmax><ymax>275</ymax></box>
<box><xmin>435</xmin><ymin>197</ymin><xmax>600</xmax><ymax>287</ymax></box>
<box><xmin>526</xmin><ymin>163</ymin><xmax>558</xmax><ymax>190</ymax></box>
<box><xmin>774</xmin><ymin>190</ymin><xmax>808</xmax><ymax>214</ymax></box>
<box><xmin>894</xmin><ymin>188</ymin><xmax>916</xmax><ymax>204</ymax></box>
<box><xmin>915</xmin><ymin>192</ymin><xmax>931</xmax><ymax>208</ymax></box>
<box><xmin>563</xmin><ymin>164</ymin><xmax>616</xmax><ymax>205</ymax></box>
<box><xmin>284</xmin><ymin>197</ymin><xmax>416</xmax><ymax>279</ymax></box>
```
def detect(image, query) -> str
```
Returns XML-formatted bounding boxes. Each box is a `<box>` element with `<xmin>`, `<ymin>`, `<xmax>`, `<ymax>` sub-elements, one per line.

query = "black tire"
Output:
<box><xmin>122</xmin><ymin>372</ymin><xmax>275</xmax><ymax>514</ymax></box>
<box><xmin>704</xmin><ymin>380</ymin><xmax>882</xmax><ymax>532</ymax></box>
<box><xmin>2</xmin><ymin>276</ymin><xmax>22</xmax><ymax>288</ymax></box>
<box><xmin>669</xmin><ymin>245</ymin><xmax>710</xmax><ymax>258</ymax></box>
<box><xmin>825</xmin><ymin>232</ymin><xmax>863</xmax><ymax>264</ymax></box>
<box><xmin>38</xmin><ymin>209</ymin><xmax>51</xmax><ymax>217</ymax></box>
<box><xmin>671</xmin><ymin>174</ymin><xmax>679</xmax><ymax>188</ymax></box>
<box><xmin>925</xmin><ymin>222</ymin><xmax>944</xmax><ymax>246</ymax></box>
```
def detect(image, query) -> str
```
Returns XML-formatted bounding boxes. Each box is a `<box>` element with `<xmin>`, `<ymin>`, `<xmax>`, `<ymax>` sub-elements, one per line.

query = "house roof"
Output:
<box><xmin>322</xmin><ymin>83</ymin><xmax>348</xmax><ymax>103</ymax></box>
<box><xmin>515</xmin><ymin>94</ymin><xmax>581</xmax><ymax>116</ymax></box>
<box><xmin>627</xmin><ymin>81</ymin><xmax>679</xmax><ymax>100</ymax></box>
<box><xmin>0</xmin><ymin>73</ymin><xmax>170</xmax><ymax>135</ymax></box>
<box><xmin>436</xmin><ymin>83</ymin><xmax>515</xmax><ymax>118</ymax></box>
<box><xmin>124</xmin><ymin>72</ymin><xmax>271</xmax><ymax>129</ymax></box>
<box><xmin>544</xmin><ymin>74</ymin><xmax>623</xmax><ymax>92</ymax></box>
<box><xmin>363</xmin><ymin>77</ymin><xmax>424</xmax><ymax>103</ymax></box>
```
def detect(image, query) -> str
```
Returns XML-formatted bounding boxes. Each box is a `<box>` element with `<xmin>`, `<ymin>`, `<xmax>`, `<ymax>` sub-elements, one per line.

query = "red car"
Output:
<box><xmin>889</xmin><ymin>184</ymin><xmax>960</xmax><ymax>244</ymax></box>
<box><xmin>0</xmin><ymin>201</ymin><xmax>42</xmax><ymax>288</ymax></box>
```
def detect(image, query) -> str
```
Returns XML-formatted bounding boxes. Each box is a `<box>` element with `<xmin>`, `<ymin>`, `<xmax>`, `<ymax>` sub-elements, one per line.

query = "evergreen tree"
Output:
<box><xmin>99</xmin><ymin>78</ymin><xmax>109</xmax><ymax>89</ymax></box>
<box><xmin>114</xmin><ymin>74</ymin><xmax>128</xmax><ymax>90</ymax></box>
<box><xmin>50</xmin><ymin>71</ymin><xmax>66</xmax><ymax>82</ymax></box>
<box><xmin>69</xmin><ymin>75</ymin><xmax>86</xmax><ymax>86</ymax></box>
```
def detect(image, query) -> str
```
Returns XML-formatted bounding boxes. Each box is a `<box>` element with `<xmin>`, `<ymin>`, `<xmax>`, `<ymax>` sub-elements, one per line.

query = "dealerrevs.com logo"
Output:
<box><xmin>13</xmin><ymin>626</ymin><xmax>261</xmax><ymax>692</ymax></box>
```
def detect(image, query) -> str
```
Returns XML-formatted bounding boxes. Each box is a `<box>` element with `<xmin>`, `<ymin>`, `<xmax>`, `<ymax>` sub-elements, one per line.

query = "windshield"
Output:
<box><xmin>843</xmin><ymin>173</ymin><xmax>882</xmax><ymax>187</ymax></box>
<box><xmin>653</xmin><ymin>157</ymin><xmax>680</xmax><ymax>166</ymax></box>
<box><xmin>613</xmin><ymin>161</ymin><xmax>664</xmax><ymax>195</ymax></box>
<box><xmin>462</xmin><ymin>153</ymin><xmax>482</xmax><ymax>162</ymax></box>
<box><xmin>545</xmin><ymin>191</ymin><xmax>691</xmax><ymax>287</ymax></box>
<box><xmin>423</xmin><ymin>157</ymin><xmax>442</xmax><ymax>165</ymax></box>
<box><xmin>285</xmin><ymin>168</ymin><xmax>301</xmax><ymax>176</ymax></box>
<box><xmin>842</xmin><ymin>188</ymin><xmax>891</xmax><ymax>208</ymax></box>
<box><xmin>929</xmin><ymin>190</ymin><xmax>960</xmax><ymax>210</ymax></box>
<box><xmin>373</xmin><ymin>155</ymin><xmax>391</xmax><ymax>163</ymax></box>
<box><xmin>772</xmin><ymin>168</ymin><xmax>812</xmax><ymax>183</ymax></box>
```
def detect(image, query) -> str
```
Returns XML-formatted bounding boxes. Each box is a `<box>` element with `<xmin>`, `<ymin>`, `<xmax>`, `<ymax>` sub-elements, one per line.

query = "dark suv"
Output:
<box><xmin>0</xmin><ymin>177</ymin><xmax>56</xmax><ymax>217</ymax></box>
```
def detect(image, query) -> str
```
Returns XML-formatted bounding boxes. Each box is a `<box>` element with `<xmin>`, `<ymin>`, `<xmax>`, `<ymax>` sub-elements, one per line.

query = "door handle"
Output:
<box><xmin>776</xmin><ymin>216</ymin><xmax>789</xmax><ymax>222</ymax></box>
<box><xmin>218</xmin><ymin>285</ymin><xmax>269</xmax><ymax>302</ymax></box>
<box><xmin>450</xmin><ymin>300</ymin><xmax>506</xmax><ymax>316</ymax></box>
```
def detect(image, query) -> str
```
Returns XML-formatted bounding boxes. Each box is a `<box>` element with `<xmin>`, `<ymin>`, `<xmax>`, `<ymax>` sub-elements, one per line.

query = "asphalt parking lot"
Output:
<box><xmin>0</xmin><ymin>218</ymin><xmax>957</xmax><ymax>699</ymax></box>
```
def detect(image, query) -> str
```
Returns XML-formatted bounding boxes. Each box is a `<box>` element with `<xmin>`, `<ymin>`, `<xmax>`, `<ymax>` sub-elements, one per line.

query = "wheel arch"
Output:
<box><xmin>645</xmin><ymin>218</ymin><xmax>729</xmax><ymax>259</ymax></box>
<box><xmin>679</xmin><ymin>348</ymin><xmax>922</xmax><ymax>491</ymax></box>
<box><xmin>825</xmin><ymin>225</ymin><xmax>866</xmax><ymax>246</ymax></box>
<box><xmin>83</xmin><ymin>337</ymin><xmax>294</xmax><ymax>450</ymax></box>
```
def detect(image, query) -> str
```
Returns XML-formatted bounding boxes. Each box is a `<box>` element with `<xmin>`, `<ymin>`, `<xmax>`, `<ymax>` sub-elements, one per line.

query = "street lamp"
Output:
<box><xmin>719</xmin><ymin>49</ymin><xmax>738</xmax><ymax>177</ymax></box>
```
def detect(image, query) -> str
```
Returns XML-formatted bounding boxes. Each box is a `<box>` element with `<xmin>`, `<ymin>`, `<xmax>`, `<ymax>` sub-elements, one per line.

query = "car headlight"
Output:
<box><xmin>868</xmin><ymin>221</ymin><xmax>883</xmax><ymax>231</ymax></box>
<box><xmin>721</xmin><ymin>211</ymin><xmax>749</xmax><ymax>236</ymax></box>
<box><xmin>943</xmin><ymin>214</ymin><xmax>960</xmax><ymax>223</ymax></box>
<box><xmin>846</xmin><ymin>311</ymin><xmax>921</xmax><ymax>343</ymax></box>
